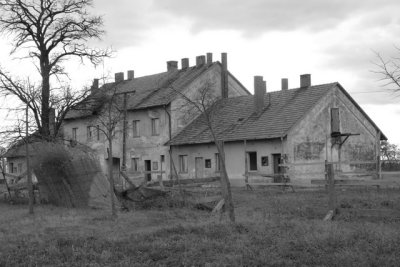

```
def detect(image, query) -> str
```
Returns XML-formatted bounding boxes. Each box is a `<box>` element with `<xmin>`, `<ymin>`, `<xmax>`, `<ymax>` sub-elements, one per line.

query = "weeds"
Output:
<box><xmin>1</xmin><ymin>188</ymin><xmax>400</xmax><ymax>266</ymax></box>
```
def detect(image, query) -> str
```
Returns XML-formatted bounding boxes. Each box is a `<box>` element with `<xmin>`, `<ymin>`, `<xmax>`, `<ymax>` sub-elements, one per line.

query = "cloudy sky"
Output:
<box><xmin>1</xmin><ymin>0</ymin><xmax>400</xmax><ymax>144</ymax></box>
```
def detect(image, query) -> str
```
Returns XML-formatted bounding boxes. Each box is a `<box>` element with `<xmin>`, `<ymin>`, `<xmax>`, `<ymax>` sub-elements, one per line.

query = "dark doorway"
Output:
<box><xmin>144</xmin><ymin>160</ymin><xmax>151</xmax><ymax>181</ymax></box>
<box><xmin>247</xmin><ymin>152</ymin><xmax>257</xmax><ymax>171</ymax></box>
<box><xmin>272</xmin><ymin>154</ymin><xmax>282</xmax><ymax>174</ymax></box>
<box><xmin>272</xmin><ymin>154</ymin><xmax>282</xmax><ymax>182</ymax></box>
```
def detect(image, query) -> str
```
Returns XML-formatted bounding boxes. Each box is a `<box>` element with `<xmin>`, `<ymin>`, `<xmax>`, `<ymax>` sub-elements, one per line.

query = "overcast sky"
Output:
<box><xmin>1</xmin><ymin>0</ymin><xmax>400</xmax><ymax>144</ymax></box>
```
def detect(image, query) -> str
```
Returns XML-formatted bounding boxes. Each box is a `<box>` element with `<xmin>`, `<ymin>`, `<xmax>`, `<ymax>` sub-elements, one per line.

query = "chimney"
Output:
<box><xmin>181</xmin><ymin>58</ymin><xmax>189</xmax><ymax>69</ymax></box>
<box><xmin>167</xmin><ymin>61</ymin><xmax>178</xmax><ymax>72</ymax></box>
<box><xmin>49</xmin><ymin>108</ymin><xmax>55</xmax><ymax>137</ymax></box>
<box><xmin>300</xmin><ymin>74</ymin><xmax>311</xmax><ymax>88</ymax></box>
<box><xmin>221</xmin><ymin>52</ymin><xmax>228</xmax><ymax>98</ymax></box>
<box><xmin>281</xmin><ymin>78</ymin><xmax>288</xmax><ymax>90</ymax></box>
<box><xmin>127</xmin><ymin>70</ymin><xmax>134</xmax><ymax>80</ymax></box>
<box><xmin>254</xmin><ymin>76</ymin><xmax>266</xmax><ymax>114</ymax></box>
<box><xmin>206</xmin><ymin>52</ymin><xmax>213</xmax><ymax>64</ymax></box>
<box><xmin>91</xmin><ymin>78</ymin><xmax>99</xmax><ymax>94</ymax></box>
<box><xmin>196</xmin><ymin>55</ymin><xmax>206</xmax><ymax>67</ymax></box>
<box><xmin>115</xmin><ymin>72</ymin><xmax>124</xmax><ymax>83</ymax></box>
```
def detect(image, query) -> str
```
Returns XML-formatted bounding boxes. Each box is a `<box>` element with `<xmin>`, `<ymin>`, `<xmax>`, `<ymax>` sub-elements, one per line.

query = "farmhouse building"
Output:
<box><xmin>167</xmin><ymin>75</ymin><xmax>387</xmax><ymax>186</ymax></box>
<box><xmin>62</xmin><ymin>53</ymin><xmax>250</xmax><ymax>186</ymax></box>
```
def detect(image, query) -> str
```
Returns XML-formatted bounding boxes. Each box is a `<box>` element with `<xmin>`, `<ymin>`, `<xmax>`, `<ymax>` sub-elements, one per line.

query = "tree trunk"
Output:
<box><xmin>108</xmin><ymin>136</ymin><xmax>117</xmax><ymax>217</ymax></box>
<box><xmin>216</xmin><ymin>141</ymin><xmax>235</xmax><ymax>222</ymax></box>
<box><xmin>40</xmin><ymin>59</ymin><xmax>50</xmax><ymax>139</ymax></box>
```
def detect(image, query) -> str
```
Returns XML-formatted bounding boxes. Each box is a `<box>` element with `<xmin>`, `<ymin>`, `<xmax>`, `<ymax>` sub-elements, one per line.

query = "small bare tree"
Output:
<box><xmin>84</xmin><ymin>84</ymin><xmax>134</xmax><ymax>217</ymax></box>
<box><xmin>0</xmin><ymin>0</ymin><xmax>111</xmax><ymax>139</ymax></box>
<box><xmin>373</xmin><ymin>48</ymin><xmax>400</xmax><ymax>92</ymax></box>
<box><xmin>171</xmin><ymin>81</ymin><xmax>236</xmax><ymax>222</ymax></box>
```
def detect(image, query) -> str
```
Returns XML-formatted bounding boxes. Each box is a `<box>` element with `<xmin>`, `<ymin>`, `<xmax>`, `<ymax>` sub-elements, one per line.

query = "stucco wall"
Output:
<box><xmin>286</xmin><ymin>85</ymin><xmax>379</xmax><ymax>183</ymax></box>
<box><xmin>171</xmin><ymin>139</ymin><xmax>283</xmax><ymax>186</ymax></box>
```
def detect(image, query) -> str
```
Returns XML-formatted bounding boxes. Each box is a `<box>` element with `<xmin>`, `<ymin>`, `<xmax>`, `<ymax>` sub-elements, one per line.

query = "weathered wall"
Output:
<box><xmin>63</xmin><ymin>107</ymin><xmax>171</xmax><ymax>183</ymax></box>
<box><xmin>171</xmin><ymin>139</ymin><xmax>283</xmax><ymax>186</ymax></box>
<box><xmin>63</xmin><ymin>65</ymin><xmax>248</xmax><ymax>184</ymax></box>
<box><xmin>286</xmin><ymin>85</ymin><xmax>379</xmax><ymax>183</ymax></box>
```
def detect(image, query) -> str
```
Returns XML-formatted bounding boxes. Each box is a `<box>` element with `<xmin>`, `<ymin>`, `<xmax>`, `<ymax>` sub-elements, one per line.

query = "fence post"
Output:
<box><xmin>377</xmin><ymin>156</ymin><xmax>382</xmax><ymax>180</ymax></box>
<box><xmin>325</xmin><ymin>163</ymin><xmax>337</xmax><ymax>220</ymax></box>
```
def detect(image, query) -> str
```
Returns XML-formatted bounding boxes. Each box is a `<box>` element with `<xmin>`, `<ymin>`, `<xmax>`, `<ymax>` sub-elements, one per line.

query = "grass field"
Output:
<box><xmin>1</xmin><ymin>187</ymin><xmax>400</xmax><ymax>266</ymax></box>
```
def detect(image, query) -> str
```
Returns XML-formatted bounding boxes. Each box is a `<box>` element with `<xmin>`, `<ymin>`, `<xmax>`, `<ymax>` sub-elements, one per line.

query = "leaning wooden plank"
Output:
<box><xmin>212</xmin><ymin>199</ymin><xmax>225</xmax><ymax>213</ymax></box>
<box><xmin>323</xmin><ymin>210</ymin><xmax>335</xmax><ymax>221</ymax></box>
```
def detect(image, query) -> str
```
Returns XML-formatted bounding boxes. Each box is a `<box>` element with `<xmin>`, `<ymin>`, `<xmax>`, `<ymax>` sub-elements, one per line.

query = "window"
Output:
<box><xmin>96</xmin><ymin>125</ymin><xmax>100</xmax><ymax>141</ymax></box>
<box><xmin>248</xmin><ymin>152</ymin><xmax>257</xmax><ymax>171</ymax></box>
<box><xmin>331</xmin><ymin>108</ymin><xmax>340</xmax><ymax>135</ymax></box>
<box><xmin>17</xmin><ymin>163</ymin><xmax>23</xmax><ymax>173</ymax></box>
<box><xmin>179</xmin><ymin>155</ymin><xmax>188</xmax><ymax>173</ymax></box>
<box><xmin>153</xmin><ymin>161</ymin><xmax>158</xmax><ymax>170</ymax></box>
<box><xmin>151</xmin><ymin>118</ymin><xmax>160</xmax><ymax>136</ymax></box>
<box><xmin>161</xmin><ymin>155</ymin><xmax>165</xmax><ymax>162</ymax></box>
<box><xmin>72</xmin><ymin>128</ymin><xmax>78</xmax><ymax>141</ymax></box>
<box><xmin>205</xmin><ymin>159</ymin><xmax>211</xmax><ymax>168</ymax></box>
<box><xmin>261</xmin><ymin>156</ymin><xmax>269</xmax><ymax>166</ymax></box>
<box><xmin>87</xmin><ymin>126</ymin><xmax>92</xmax><ymax>140</ymax></box>
<box><xmin>132</xmin><ymin>120</ymin><xmax>140</xmax><ymax>137</ymax></box>
<box><xmin>131</xmin><ymin>158</ymin><xmax>139</xmax><ymax>172</ymax></box>
<box><xmin>215</xmin><ymin>153</ymin><xmax>221</xmax><ymax>172</ymax></box>
<box><xmin>9</xmin><ymin>163</ymin><xmax>14</xmax><ymax>173</ymax></box>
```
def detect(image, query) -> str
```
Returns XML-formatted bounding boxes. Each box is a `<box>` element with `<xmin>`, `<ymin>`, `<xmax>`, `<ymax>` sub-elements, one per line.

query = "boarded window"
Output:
<box><xmin>151</xmin><ymin>118</ymin><xmax>160</xmax><ymax>136</ymax></box>
<box><xmin>131</xmin><ymin>158</ymin><xmax>139</xmax><ymax>172</ymax></box>
<box><xmin>132</xmin><ymin>120</ymin><xmax>140</xmax><ymax>137</ymax></box>
<box><xmin>179</xmin><ymin>155</ymin><xmax>188</xmax><ymax>173</ymax></box>
<box><xmin>17</xmin><ymin>163</ymin><xmax>23</xmax><ymax>173</ymax></box>
<box><xmin>248</xmin><ymin>152</ymin><xmax>257</xmax><ymax>171</ymax></box>
<box><xmin>72</xmin><ymin>128</ymin><xmax>78</xmax><ymax>141</ymax></box>
<box><xmin>87</xmin><ymin>126</ymin><xmax>92</xmax><ymax>140</ymax></box>
<box><xmin>215</xmin><ymin>153</ymin><xmax>221</xmax><ymax>171</ymax></box>
<box><xmin>331</xmin><ymin>108</ymin><xmax>340</xmax><ymax>135</ymax></box>
<box><xmin>96</xmin><ymin>125</ymin><xmax>100</xmax><ymax>141</ymax></box>
<box><xmin>153</xmin><ymin>161</ymin><xmax>158</xmax><ymax>170</ymax></box>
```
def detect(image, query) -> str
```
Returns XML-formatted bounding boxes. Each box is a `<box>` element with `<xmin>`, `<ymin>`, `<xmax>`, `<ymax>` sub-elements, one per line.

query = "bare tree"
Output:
<box><xmin>0</xmin><ymin>0</ymin><xmax>111</xmax><ymax>139</ymax></box>
<box><xmin>373</xmin><ymin>48</ymin><xmax>400</xmax><ymax>92</ymax></box>
<box><xmin>84</xmin><ymin>84</ymin><xmax>134</xmax><ymax>217</ymax></box>
<box><xmin>171</xmin><ymin>81</ymin><xmax>236</xmax><ymax>222</ymax></box>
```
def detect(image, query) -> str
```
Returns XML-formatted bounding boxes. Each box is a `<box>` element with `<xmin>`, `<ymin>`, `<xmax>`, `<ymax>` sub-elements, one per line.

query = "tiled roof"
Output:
<box><xmin>65</xmin><ymin>63</ymin><xmax>222</xmax><ymax>120</ymax></box>
<box><xmin>167</xmin><ymin>83</ymin><xmax>339</xmax><ymax>145</ymax></box>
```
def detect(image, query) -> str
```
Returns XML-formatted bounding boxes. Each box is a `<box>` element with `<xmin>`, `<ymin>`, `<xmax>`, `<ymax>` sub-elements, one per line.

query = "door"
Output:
<box><xmin>272</xmin><ymin>154</ymin><xmax>282</xmax><ymax>182</ymax></box>
<box><xmin>195</xmin><ymin>157</ymin><xmax>204</xmax><ymax>179</ymax></box>
<box><xmin>144</xmin><ymin>160</ymin><xmax>152</xmax><ymax>181</ymax></box>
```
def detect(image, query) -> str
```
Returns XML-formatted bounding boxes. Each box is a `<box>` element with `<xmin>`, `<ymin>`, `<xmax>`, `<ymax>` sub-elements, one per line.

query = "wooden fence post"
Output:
<box><xmin>324</xmin><ymin>162</ymin><xmax>337</xmax><ymax>221</ymax></box>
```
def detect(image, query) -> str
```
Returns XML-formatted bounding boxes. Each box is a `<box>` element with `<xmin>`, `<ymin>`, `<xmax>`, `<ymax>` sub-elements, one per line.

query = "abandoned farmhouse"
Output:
<box><xmin>4</xmin><ymin>53</ymin><xmax>387</xmax><ymax>187</ymax></box>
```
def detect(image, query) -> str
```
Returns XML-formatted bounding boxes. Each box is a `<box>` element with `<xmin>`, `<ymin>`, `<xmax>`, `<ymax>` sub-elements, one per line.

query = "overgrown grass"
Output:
<box><xmin>1</xmin><ymin>188</ymin><xmax>400</xmax><ymax>266</ymax></box>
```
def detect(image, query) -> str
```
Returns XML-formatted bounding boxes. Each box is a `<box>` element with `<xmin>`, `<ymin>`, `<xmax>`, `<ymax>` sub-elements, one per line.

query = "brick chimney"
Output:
<box><xmin>91</xmin><ymin>78</ymin><xmax>99</xmax><ymax>94</ymax></box>
<box><xmin>221</xmin><ymin>52</ymin><xmax>228</xmax><ymax>98</ymax></box>
<box><xmin>206</xmin><ymin>52</ymin><xmax>213</xmax><ymax>64</ymax></box>
<box><xmin>127</xmin><ymin>70</ymin><xmax>134</xmax><ymax>80</ymax></box>
<box><xmin>254</xmin><ymin>76</ymin><xmax>266</xmax><ymax>114</ymax></box>
<box><xmin>281</xmin><ymin>78</ymin><xmax>288</xmax><ymax>90</ymax></box>
<box><xmin>181</xmin><ymin>58</ymin><xmax>189</xmax><ymax>69</ymax></box>
<box><xmin>300</xmin><ymin>74</ymin><xmax>311</xmax><ymax>88</ymax></box>
<box><xmin>167</xmin><ymin>61</ymin><xmax>178</xmax><ymax>72</ymax></box>
<box><xmin>196</xmin><ymin>55</ymin><xmax>206</xmax><ymax>67</ymax></box>
<box><xmin>115</xmin><ymin>72</ymin><xmax>124</xmax><ymax>82</ymax></box>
